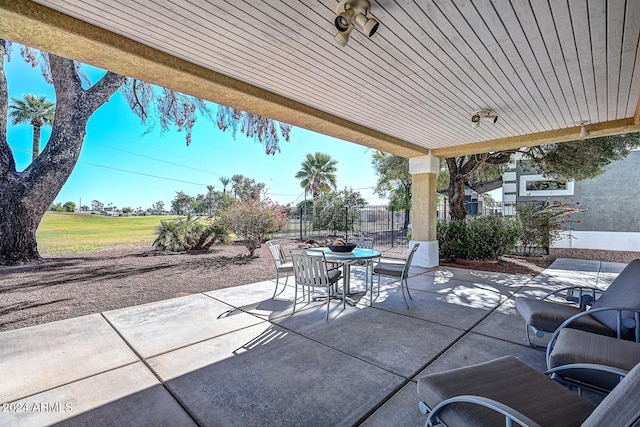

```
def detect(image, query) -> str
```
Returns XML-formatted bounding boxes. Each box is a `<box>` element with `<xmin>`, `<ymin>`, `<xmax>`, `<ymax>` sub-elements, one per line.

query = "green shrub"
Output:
<box><xmin>438</xmin><ymin>216</ymin><xmax>521</xmax><ymax>261</ymax></box>
<box><xmin>437</xmin><ymin>219</ymin><xmax>469</xmax><ymax>261</ymax></box>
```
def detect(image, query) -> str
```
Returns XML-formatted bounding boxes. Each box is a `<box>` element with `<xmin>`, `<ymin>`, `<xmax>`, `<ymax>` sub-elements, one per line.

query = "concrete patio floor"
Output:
<box><xmin>0</xmin><ymin>258</ymin><xmax>627</xmax><ymax>426</ymax></box>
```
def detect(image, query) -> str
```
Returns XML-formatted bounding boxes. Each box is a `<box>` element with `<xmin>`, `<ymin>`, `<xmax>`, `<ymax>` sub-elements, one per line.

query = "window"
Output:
<box><xmin>519</xmin><ymin>174</ymin><xmax>574</xmax><ymax>196</ymax></box>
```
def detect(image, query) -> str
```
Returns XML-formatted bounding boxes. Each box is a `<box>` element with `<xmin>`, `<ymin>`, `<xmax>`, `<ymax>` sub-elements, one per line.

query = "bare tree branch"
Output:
<box><xmin>86</xmin><ymin>70</ymin><xmax>126</xmax><ymax>112</ymax></box>
<box><xmin>129</xmin><ymin>79</ymin><xmax>147</xmax><ymax>120</ymax></box>
<box><xmin>459</xmin><ymin>153</ymin><xmax>486</xmax><ymax>176</ymax></box>
<box><xmin>485</xmin><ymin>150</ymin><xmax>517</xmax><ymax>164</ymax></box>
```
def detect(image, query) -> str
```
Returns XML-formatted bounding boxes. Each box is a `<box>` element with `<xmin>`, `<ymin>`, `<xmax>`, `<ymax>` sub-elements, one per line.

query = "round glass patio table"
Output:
<box><xmin>316</xmin><ymin>247</ymin><xmax>381</xmax><ymax>303</ymax></box>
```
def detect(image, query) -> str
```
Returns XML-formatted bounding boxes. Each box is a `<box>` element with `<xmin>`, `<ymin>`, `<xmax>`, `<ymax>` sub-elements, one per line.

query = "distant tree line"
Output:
<box><xmin>49</xmin><ymin>201</ymin><xmax>76</xmax><ymax>212</ymax></box>
<box><xmin>170</xmin><ymin>174</ymin><xmax>266</xmax><ymax>216</ymax></box>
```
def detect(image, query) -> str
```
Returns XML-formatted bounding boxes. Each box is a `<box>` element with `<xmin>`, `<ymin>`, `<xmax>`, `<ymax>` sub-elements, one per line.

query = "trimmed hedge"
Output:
<box><xmin>437</xmin><ymin>216</ymin><xmax>522</xmax><ymax>261</ymax></box>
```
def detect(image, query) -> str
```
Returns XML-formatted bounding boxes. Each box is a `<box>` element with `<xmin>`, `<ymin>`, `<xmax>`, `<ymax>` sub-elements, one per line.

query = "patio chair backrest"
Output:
<box><xmin>401</xmin><ymin>243</ymin><xmax>420</xmax><ymax>279</ymax></box>
<box><xmin>290</xmin><ymin>249</ymin><xmax>333</xmax><ymax>288</ymax></box>
<box><xmin>356</xmin><ymin>237</ymin><xmax>374</xmax><ymax>250</ymax></box>
<box><xmin>266</xmin><ymin>241</ymin><xmax>287</xmax><ymax>267</ymax></box>
<box><xmin>582</xmin><ymin>360</ymin><xmax>640</xmax><ymax>426</ymax></box>
<box><xmin>591</xmin><ymin>259</ymin><xmax>640</xmax><ymax>333</ymax></box>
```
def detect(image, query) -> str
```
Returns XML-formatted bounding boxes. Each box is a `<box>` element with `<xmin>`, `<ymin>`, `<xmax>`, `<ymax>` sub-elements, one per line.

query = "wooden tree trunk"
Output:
<box><xmin>0</xmin><ymin>177</ymin><xmax>44</xmax><ymax>263</ymax></box>
<box><xmin>1</xmin><ymin>107</ymin><xmax>90</xmax><ymax>263</ymax></box>
<box><xmin>32</xmin><ymin>123</ymin><xmax>41</xmax><ymax>161</ymax></box>
<box><xmin>0</xmin><ymin>44</ymin><xmax>125</xmax><ymax>265</ymax></box>
<box><xmin>448</xmin><ymin>174</ymin><xmax>467</xmax><ymax>220</ymax></box>
<box><xmin>445</xmin><ymin>152</ymin><xmax>513</xmax><ymax>221</ymax></box>
<box><xmin>403</xmin><ymin>207</ymin><xmax>410</xmax><ymax>230</ymax></box>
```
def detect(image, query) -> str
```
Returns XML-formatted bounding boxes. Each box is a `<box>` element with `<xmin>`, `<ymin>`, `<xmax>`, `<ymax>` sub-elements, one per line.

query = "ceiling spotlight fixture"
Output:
<box><xmin>579</xmin><ymin>122</ymin><xmax>590</xmax><ymax>138</ymax></box>
<box><xmin>334</xmin><ymin>0</ymin><xmax>379</xmax><ymax>47</ymax></box>
<box><xmin>470</xmin><ymin>109</ymin><xmax>498</xmax><ymax>129</ymax></box>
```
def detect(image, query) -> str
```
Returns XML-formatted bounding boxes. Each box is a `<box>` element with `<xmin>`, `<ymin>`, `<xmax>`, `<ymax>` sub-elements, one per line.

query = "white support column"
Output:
<box><xmin>408</xmin><ymin>153</ymin><xmax>440</xmax><ymax>268</ymax></box>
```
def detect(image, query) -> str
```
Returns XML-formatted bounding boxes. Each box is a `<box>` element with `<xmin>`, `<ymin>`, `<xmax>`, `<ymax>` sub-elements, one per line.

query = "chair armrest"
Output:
<box><xmin>546</xmin><ymin>307</ymin><xmax>640</xmax><ymax>367</ymax></box>
<box><xmin>545</xmin><ymin>363</ymin><xmax>629</xmax><ymax>379</ymax></box>
<box><xmin>540</xmin><ymin>286</ymin><xmax>604</xmax><ymax>309</ymax></box>
<box><xmin>422</xmin><ymin>395</ymin><xmax>541</xmax><ymax>427</ymax></box>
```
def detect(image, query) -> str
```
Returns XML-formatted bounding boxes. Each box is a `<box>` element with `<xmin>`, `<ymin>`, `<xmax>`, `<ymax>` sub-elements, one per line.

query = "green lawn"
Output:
<box><xmin>37</xmin><ymin>212</ymin><xmax>179</xmax><ymax>255</ymax></box>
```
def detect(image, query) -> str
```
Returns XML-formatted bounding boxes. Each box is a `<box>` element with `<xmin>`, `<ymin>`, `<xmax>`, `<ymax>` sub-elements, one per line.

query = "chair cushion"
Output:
<box><xmin>549</xmin><ymin>329</ymin><xmax>640</xmax><ymax>391</ymax></box>
<box><xmin>591</xmin><ymin>259</ymin><xmax>640</xmax><ymax>333</ymax></box>
<box><xmin>515</xmin><ymin>297</ymin><xmax>613</xmax><ymax>335</ymax></box>
<box><xmin>276</xmin><ymin>261</ymin><xmax>294</xmax><ymax>272</ymax></box>
<box><xmin>373</xmin><ymin>262</ymin><xmax>404</xmax><ymax>277</ymax></box>
<box><xmin>327</xmin><ymin>269</ymin><xmax>342</xmax><ymax>284</ymax></box>
<box><xmin>583</xmin><ymin>360</ymin><xmax>640</xmax><ymax>426</ymax></box>
<box><xmin>417</xmin><ymin>356</ymin><xmax>595</xmax><ymax>427</ymax></box>
<box><xmin>307</xmin><ymin>269</ymin><xmax>341</xmax><ymax>286</ymax></box>
<box><xmin>550</xmin><ymin>329</ymin><xmax>640</xmax><ymax>371</ymax></box>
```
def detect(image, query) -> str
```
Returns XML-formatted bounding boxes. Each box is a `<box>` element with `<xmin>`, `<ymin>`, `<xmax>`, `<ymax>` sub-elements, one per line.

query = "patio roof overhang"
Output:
<box><xmin>2</xmin><ymin>0</ymin><xmax>640</xmax><ymax>158</ymax></box>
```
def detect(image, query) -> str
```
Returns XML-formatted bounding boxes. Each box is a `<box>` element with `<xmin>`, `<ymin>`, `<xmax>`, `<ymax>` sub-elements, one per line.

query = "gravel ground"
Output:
<box><xmin>0</xmin><ymin>242</ymin><xmax>278</xmax><ymax>332</ymax></box>
<box><xmin>3</xmin><ymin>240</ymin><xmax>628</xmax><ymax>333</ymax></box>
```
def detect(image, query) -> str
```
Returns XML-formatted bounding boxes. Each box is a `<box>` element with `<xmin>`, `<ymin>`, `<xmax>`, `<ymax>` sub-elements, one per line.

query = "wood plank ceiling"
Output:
<box><xmin>24</xmin><ymin>0</ymin><xmax>640</xmax><ymax>154</ymax></box>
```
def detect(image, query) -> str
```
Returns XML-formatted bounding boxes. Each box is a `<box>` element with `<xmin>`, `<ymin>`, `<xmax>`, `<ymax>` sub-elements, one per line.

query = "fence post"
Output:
<box><xmin>299</xmin><ymin>205</ymin><xmax>303</xmax><ymax>241</ymax></box>
<box><xmin>344</xmin><ymin>206</ymin><xmax>348</xmax><ymax>241</ymax></box>
<box><xmin>391</xmin><ymin>206</ymin><xmax>395</xmax><ymax>248</ymax></box>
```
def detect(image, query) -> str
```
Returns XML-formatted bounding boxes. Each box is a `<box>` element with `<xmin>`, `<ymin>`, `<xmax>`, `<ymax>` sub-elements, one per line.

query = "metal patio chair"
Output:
<box><xmin>355</xmin><ymin>237</ymin><xmax>374</xmax><ymax>250</ymax></box>
<box><xmin>266</xmin><ymin>240</ymin><xmax>295</xmax><ymax>298</ymax></box>
<box><xmin>290</xmin><ymin>249</ymin><xmax>343</xmax><ymax>320</ymax></box>
<box><xmin>350</xmin><ymin>237</ymin><xmax>376</xmax><ymax>294</ymax></box>
<box><xmin>371</xmin><ymin>242</ymin><xmax>420</xmax><ymax>307</ymax></box>
<box><xmin>515</xmin><ymin>259</ymin><xmax>640</xmax><ymax>347</ymax></box>
<box><xmin>417</xmin><ymin>355</ymin><xmax>638</xmax><ymax>427</ymax></box>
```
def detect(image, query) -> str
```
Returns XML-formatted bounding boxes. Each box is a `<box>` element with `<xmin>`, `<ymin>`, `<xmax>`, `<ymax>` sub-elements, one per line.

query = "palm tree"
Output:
<box><xmin>295</xmin><ymin>152</ymin><xmax>338</xmax><ymax>199</ymax></box>
<box><xmin>219</xmin><ymin>176</ymin><xmax>230</xmax><ymax>194</ymax></box>
<box><xmin>9</xmin><ymin>94</ymin><xmax>55</xmax><ymax>161</ymax></box>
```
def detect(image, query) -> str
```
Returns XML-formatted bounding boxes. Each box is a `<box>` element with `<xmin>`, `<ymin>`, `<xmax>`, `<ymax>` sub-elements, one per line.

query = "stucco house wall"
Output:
<box><xmin>508</xmin><ymin>150</ymin><xmax>640</xmax><ymax>252</ymax></box>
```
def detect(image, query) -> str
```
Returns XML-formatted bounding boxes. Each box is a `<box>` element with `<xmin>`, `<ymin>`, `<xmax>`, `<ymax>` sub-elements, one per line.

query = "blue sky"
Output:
<box><xmin>5</xmin><ymin>44</ymin><xmax>386</xmax><ymax>210</ymax></box>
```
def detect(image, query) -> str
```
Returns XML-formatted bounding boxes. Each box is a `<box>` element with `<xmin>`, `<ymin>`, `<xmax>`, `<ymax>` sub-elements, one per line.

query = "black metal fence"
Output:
<box><xmin>436</xmin><ymin>200</ymin><xmax>512</xmax><ymax>219</ymax></box>
<box><xmin>274</xmin><ymin>205</ymin><xmax>411</xmax><ymax>252</ymax></box>
<box><xmin>274</xmin><ymin>200</ymin><xmax>547</xmax><ymax>256</ymax></box>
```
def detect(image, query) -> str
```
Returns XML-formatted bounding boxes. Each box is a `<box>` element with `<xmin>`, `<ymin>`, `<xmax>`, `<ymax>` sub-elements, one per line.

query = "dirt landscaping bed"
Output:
<box><xmin>1</xmin><ymin>240</ymin><xmax>552</xmax><ymax>332</ymax></box>
<box><xmin>0</xmin><ymin>242</ymin><xmax>277</xmax><ymax>332</ymax></box>
<box><xmin>439</xmin><ymin>256</ymin><xmax>554</xmax><ymax>276</ymax></box>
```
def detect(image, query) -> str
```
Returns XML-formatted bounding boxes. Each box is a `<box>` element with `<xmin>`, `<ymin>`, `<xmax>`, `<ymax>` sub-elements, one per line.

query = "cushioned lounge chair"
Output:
<box><xmin>545</xmin><ymin>307</ymin><xmax>640</xmax><ymax>393</ymax></box>
<box><xmin>516</xmin><ymin>259</ymin><xmax>640</xmax><ymax>347</ymax></box>
<box><xmin>417</xmin><ymin>355</ymin><xmax>639</xmax><ymax>427</ymax></box>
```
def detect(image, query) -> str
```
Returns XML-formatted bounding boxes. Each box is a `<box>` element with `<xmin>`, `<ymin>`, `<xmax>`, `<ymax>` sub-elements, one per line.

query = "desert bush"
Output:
<box><xmin>517</xmin><ymin>200</ymin><xmax>585</xmax><ymax>255</ymax></box>
<box><xmin>218</xmin><ymin>198</ymin><xmax>287</xmax><ymax>257</ymax></box>
<box><xmin>153</xmin><ymin>216</ymin><xmax>229</xmax><ymax>252</ymax></box>
<box><xmin>438</xmin><ymin>216</ymin><xmax>521</xmax><ymax>261</ymax></box>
